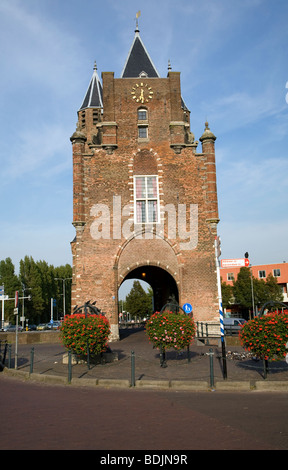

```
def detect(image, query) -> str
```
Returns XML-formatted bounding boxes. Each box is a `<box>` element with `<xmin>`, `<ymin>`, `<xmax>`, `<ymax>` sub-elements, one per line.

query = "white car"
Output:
<box><xmin>223</xmin><ymin>317</ymin><xmax>246</xmax><ymax>335</ymax></box>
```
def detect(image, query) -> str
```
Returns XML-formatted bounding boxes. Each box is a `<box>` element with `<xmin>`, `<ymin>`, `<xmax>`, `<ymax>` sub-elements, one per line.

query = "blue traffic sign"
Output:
<box><xmin>182</xmin><ymin>303</ymin><xmax>193</xmax><ymax>314</ymax></box>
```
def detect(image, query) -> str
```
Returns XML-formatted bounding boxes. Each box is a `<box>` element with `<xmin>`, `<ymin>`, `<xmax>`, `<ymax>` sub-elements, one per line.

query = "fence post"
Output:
<box><xmin>30</xmin><ymin>347</ymin><xmax>34</xmax><ymax>375</ymax></box>
<box><xmin>3</xmin><ymin>341</ymin><xmax>8</xmax><ymax>365</ymax></box>
<box><xmin>209</xmin><ymin>348</ymin><xmax>214</xmax><ymax>388</ymax></box>
<box><xmin>8</xmin><ymin>344</ymin><xmax>12</xmax><ymax>368</ymax></box>
<box><xmin>131</xmin><ymin>350</ymin><xmax>135</xmax><ymax>387</ymax></box>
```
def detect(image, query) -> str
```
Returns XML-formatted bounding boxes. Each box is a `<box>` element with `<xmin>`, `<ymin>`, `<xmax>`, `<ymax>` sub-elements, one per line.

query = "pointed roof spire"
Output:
<box><xmin>121</xmin><ymin>20</ymin><xmax>160</xmax><ymax>78</ymax></box>
<box><xmin>79</xmin><ymin>61</ymin><xmax>103</xmax><ymax>110</ymax></box>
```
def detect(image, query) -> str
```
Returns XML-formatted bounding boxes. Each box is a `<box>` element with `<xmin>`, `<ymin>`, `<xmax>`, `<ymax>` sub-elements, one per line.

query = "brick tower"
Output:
<box><xmin>70</xmin><ymin>25</ymin><xmax>220</xmax><ymax>340</ymax></box>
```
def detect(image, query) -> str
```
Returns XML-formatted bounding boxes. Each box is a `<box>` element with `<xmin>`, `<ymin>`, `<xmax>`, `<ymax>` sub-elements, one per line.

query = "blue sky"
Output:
<box><xmin>0</xmin><ymin>0</ymin><xmax>288</xmax><ymax>285</ymax></box>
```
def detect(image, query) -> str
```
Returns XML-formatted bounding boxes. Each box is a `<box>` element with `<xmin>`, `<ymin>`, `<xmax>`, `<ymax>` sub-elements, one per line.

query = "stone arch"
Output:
<box><xmin>119</xmin><ymin>263</ymin><xmax>180</xmax><ymax>313</ymax></box>
<box><xmin>133</xmin><ymin>148</ymin><xmax>158</xmax><ymax>174</ymax></box>
<box><xmin>115</xmin><ymin>232</ymin><xmax>181</xmax><ymax>311</ymax></box>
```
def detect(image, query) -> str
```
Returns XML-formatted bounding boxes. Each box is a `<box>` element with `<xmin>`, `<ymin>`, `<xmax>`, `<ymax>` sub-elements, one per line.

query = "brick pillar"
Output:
<box><xmin>168</xmin><ymin>71</ymin><xmax>186</xmax><ymax>152</ymax></box>
<box><xmin>200</xmin><ymin>122</ymin><xmax>219</xmax><ymax>229</ymax></box>
<box><xmin>70</xmin><ymin>126</ymin><xmax>87</xmax><ymax>226</ymax></box>
<box><xmin>101</xmin><ymin>72</ymin><xmax>117</xmax><ymax>153</ymax></box>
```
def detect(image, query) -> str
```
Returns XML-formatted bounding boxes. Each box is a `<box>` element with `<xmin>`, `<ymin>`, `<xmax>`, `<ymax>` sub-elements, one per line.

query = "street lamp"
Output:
<box><xmin>21</xmin><ymin>284</ymin><xmax>32</xmax><ymax>329</ymax></box>
<box><xmin>245</xmin><ymin>252</ymin><xmax>255</xmax><ymax>319</ymax></box>
<box><xmin>55</xmin><ymin>277</ymin><xmax>72</xmax><ymax>317</ymax></box>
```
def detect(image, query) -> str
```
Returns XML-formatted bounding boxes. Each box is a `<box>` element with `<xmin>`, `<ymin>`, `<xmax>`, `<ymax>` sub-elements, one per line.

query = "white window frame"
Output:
<box><xmin>258</xmin><ymin>270</ymin><xmax>266</xmax><ymax>279</ymax></box>
<box><xmin>138</xmin><ymin>108</ymin><xmax>148</xmax><ymax>121</ymax></box>
<box><xmin>133</xmin><ymin>175</ymin><xmax>160</xmax><ymax>224</ymax></box>
<box><xmin>138</xmin><ymin>126</ymin><xmax>148</xmax><ymax>139</ymax></box>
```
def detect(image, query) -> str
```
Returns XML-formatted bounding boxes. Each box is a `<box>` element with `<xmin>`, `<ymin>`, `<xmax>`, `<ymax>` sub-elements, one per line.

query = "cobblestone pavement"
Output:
<box><xmin>2</xmin><ymin>327</ymin><xmax>288</xmax><ymax>385</ymax></box>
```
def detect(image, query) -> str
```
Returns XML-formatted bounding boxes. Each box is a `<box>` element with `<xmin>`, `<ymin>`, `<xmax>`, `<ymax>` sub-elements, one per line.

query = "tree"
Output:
<box><xmin>232</xmin><ymin>267</ymin><xmax>284</xmax><ymax>316</ymax></box>
<box><xmin>264</xmin><ymin>273</ymin><xmax>283</xmax><ymax>303</ymax></box>
<box><xmin>0</xmin><ymin>258</ymin><xmax>21</xmax><ymax>323</ymax></box>
<box><xmin>125</xmin><ymin>280</ymin><xmax>153</xmax><ymax>320</ymax></box>
<box><xmin>19</xmin><ymin>256</ymin><xmax>43</xmax><ymax>324</ymax></box>
<box><xmin>233</xmin><ymin>267</ymin><xmax>254</xmax><ymax>311</ymax></box>
<box><xmin>221</xmin><ymin>280</ymin><xmax>234</xmax><ymax>309</ymax></box>
<box><xmin>36</xmin><ymin>260</ymin><xmax>55</xmax><ymax>321</ymax></box>
<box><xmin>53</xmin><ymin>264</ymin><xmax>72</xmax><ymax>317</ymax></box>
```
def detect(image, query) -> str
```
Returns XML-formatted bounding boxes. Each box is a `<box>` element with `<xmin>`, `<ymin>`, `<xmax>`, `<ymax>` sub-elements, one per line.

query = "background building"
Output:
<box><xmin>220</xmin><ymin>262</ymin><xmax>288</xmax><ymax>314</ymax></box>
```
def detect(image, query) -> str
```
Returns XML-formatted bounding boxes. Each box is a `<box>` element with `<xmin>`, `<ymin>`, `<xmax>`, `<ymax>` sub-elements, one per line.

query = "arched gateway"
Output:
<box><xmin>70</xmin><ymin>24</ymin><xmax>220</xmax><ymax>341</ymax></box>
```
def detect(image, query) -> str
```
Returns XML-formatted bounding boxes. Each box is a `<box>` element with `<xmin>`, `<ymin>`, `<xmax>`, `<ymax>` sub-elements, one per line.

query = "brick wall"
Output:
<box><xmin>71</xmin><ymin>72</ymin><xmax>220</xmax><ymax>340</ymax></box>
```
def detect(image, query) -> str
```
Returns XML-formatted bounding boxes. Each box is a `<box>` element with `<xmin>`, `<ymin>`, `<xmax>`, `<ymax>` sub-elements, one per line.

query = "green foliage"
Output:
<box><xmin>221</xmin><ymin>281</ymin><xmax>234</xmax><ymax>309</ymax></box>
<box><xmin>0</xmin><ymin>256</ymin><xmax>72</xmax><ymax>325</ymax></box>
<box><xmin>222</xmin><ymin>267</ymin><xmax>283</xmax><ymax>314</ymax></box>
<box><xmin>20</xmin><ymin>256</ymin><xmax>44</xmax><ymax>322</ymax></box>
<box><xmin>0</xmin><ymin>258</ymin><xmax>21</xmax><ymax>321</ymax></box>
<box><xmin>145</xmin><ymin>311</ymin><xmax>196</xmax><ymax>351</ymax></box>
<box><xmin>233</xmin><ymin>267</ymin><xmax>254</xmax><ymax>309</ymax></box>
<box><xmin>124</xmin><ymin>280</ymin><xmax>153</xmax><ymax>319</ymax></box>
<box><xmin>239</xmin><ymin>312</ymin><xmax>288</xmax><ymax>361</ymax></box>
<box><xmin>60</xmin><ymin>314</ymin><xmax>110</xmax><ymax>357</ymax></box>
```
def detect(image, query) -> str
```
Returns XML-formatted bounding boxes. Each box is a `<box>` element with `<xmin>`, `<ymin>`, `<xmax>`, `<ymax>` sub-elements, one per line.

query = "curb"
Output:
<box><xmin>2</xmin><ymin>367</ymin><xmax>288</xmax><ymax>391</ymax></box>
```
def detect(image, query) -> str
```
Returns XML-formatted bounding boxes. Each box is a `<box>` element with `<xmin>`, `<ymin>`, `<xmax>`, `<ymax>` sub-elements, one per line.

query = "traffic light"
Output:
<box><xmin>244</xmin><ymin>252</ymin><xmax>249</xmax><ymax>259</ymax></box>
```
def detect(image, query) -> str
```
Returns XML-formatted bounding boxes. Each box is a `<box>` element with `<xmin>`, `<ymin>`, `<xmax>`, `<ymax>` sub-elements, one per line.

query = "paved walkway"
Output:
<box><xmin>2</xmin><ymin>328</ymin><xmax>288</xmax><ymax>391</ymax></box>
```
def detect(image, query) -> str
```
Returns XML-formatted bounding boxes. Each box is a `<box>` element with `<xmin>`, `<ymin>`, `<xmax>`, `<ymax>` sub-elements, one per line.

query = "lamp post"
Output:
<box><xmin>245</xmin><ymin>252</ymin><xmax>255</xmax><ymax>319</ymax></box>
<box><xmin>55</xmin><ymin>277</ymin><xmax>72</xmax><ymax>317</ymax></box>
<box><xmin>21</xmin><ymin>284</ymin><xmax>31</xmax><ymax>329</ymax></box>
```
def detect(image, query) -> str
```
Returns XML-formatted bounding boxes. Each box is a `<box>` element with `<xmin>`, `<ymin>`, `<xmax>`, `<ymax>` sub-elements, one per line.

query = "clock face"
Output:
<box><xmin>131</xmin><ymin>83</ymin><xmax>153</xmax><ymax>103</ymax></box>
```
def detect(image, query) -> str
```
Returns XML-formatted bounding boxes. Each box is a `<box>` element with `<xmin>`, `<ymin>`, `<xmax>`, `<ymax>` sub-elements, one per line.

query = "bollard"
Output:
<box><xmin>131</xmin><ymin>350</ymin><xmax>135</xmax><ymax>387</ymax></box>
<box><xmin>221</xmin><ymin>338</ymin><xmax>227</xmax><ymax>379</ymax></box>
<box><xmin>30</xmin><ymin>347</ymin><xmax>34</xmax><ymax>375</ymax></box>
<box><xmin>209</xmin><ymin>348</ymin><xmax>214</xmax><ymax>388</ymax></box>
<box><xmin>68</xmin><ymin>350</ymin><xmax>72</xmax><ymax>383</ymax></box>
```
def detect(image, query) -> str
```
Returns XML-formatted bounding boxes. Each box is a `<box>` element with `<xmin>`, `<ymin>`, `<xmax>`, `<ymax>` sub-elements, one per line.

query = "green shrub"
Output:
<box><xmin>60</xmin><ymin>314</ymin><xmax>110</xmax><ymax>357</ymax></box>
<box><xmin>239</xmin><ymin>312</ymin><xmax>288</xmax><ymax>361</ymax></box>
<box><xmin>145</xmin><ymin>311</ymin><xmax>196</xmax><ymax>351</ymax></box>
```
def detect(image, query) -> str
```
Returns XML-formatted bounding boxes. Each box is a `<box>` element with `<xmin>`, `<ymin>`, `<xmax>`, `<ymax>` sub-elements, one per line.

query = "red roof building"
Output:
<box><xmin>220</xmin><ymin>262</ymin><xmax>288</xmax><ymax>304</ymax></box>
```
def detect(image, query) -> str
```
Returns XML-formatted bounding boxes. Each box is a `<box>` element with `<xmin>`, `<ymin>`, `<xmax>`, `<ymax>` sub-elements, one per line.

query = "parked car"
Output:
<box><xmin>5</xmin><ymin>324</ymin><xmax>23</xmax><ymax>332</ymax></box>
<box><xmin>28</xmin><ymin>324</ymin><xmax>37</xmax><ymax>331</ymax></box>
<box><xmin>223</xmin><ymin>317</ymin><xmax>247</xmax><ymax>335</ymax></box>
<box><xmin>47</xmin><ymin>321</ymin><xmax>61</xmax><ymax>330</ymax></box>
<box><xmin>36</xmin><ymin>323</ymin><xmax>49</xmax><ymax>331</ymax></box>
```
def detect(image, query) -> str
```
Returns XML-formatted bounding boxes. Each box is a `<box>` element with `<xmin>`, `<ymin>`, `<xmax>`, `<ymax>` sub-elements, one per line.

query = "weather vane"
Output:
<box><xmin>135</xmin><ymin>10</ymin><xmax>141</xmax><ymax>30</ymax></box>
